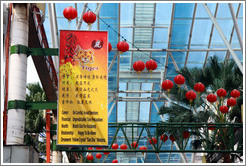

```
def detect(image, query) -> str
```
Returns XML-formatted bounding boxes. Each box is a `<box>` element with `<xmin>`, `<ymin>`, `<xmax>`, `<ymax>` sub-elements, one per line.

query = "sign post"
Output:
<box><xmin>57</xmin><ymin>30</ymin><xmax>108</xmax><ymax>146</ymax></box>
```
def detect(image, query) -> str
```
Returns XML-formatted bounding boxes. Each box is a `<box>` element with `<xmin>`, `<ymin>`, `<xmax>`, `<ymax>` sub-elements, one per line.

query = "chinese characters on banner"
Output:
<box><xmin>57</xmin><ymin>30</ymin><xmax>108</xmax><ymax>146</ymax></box>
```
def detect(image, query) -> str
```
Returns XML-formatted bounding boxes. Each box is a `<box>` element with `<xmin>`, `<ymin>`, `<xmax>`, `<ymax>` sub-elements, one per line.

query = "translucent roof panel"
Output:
<box><xmin>37</xmin><ymin>2</ymin><xmax>244</xmax><ymax>163</ymax></box>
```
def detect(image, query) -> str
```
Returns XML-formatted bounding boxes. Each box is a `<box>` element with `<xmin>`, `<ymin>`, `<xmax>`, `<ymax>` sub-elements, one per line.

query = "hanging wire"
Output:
<box><xmin>85</xmin><ymin>6</ymin><xmax>182</xmax><ymax>75</ymax></box>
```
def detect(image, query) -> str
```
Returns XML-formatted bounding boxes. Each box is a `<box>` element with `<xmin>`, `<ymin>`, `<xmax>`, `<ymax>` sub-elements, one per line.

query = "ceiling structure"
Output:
<box><xmin>37</xmin><ymin>2</ymin><xmax>244</xmax><ymax>163</ymax></box>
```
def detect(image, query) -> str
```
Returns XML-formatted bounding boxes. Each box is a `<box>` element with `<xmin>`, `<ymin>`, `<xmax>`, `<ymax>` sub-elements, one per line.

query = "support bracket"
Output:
<box><xmin>10</xmin><ymin>45</ymin><xmax>59</xmax><ymax>56</ymax></box>
<box><xmin>8</xmin><ymin>100</ymin><xmax>57</xmax><ymax>110</ymax></box>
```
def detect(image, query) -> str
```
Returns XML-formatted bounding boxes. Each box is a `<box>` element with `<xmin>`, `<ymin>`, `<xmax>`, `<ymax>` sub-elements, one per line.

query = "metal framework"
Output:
<box><xmin>4</xmin><ymin>2</ymin><xmax>243</xmax><ymax>164</ymax></box>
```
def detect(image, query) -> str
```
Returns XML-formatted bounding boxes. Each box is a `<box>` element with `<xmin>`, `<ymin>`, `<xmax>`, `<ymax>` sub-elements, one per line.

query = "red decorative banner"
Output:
<box><xmin>57</xmin><ymin>30</ymin><xmax>108</xmax><ymax>146</ymax></box>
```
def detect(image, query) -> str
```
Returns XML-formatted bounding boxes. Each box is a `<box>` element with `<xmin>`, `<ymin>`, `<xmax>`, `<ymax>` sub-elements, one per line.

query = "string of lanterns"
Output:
<box><xmin>62</xmin><ymin>5</ymin><xmax>182</xmax><ymax>77</ymax></box>
<box><xmin>62</xmin><ymin>5</ymin><xmax>242</xmax><ymax>163</ymax></box>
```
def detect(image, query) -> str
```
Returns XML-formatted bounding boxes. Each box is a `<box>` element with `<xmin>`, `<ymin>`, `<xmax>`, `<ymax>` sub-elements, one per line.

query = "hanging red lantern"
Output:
<box><xmin>160</xmin><ymin>134</ymin><xmax>168</xmax><ymax>142</ymax></box>
<box><xmin>112</xmin><ymin>159</ymin><xmax>118</xmax><ymax>163</ymax></box>
<box><xmin>174</xmin><ymin>74</ymin><xmax>185</xmax><ymax>88</ymax></box>
<box><xmin>217</xmin><ymin>88</ymin><xmax>227</xmax><ymax>99</ymax></box>
<box><xmin>162</xmin><ymin>80</ymin><xmax>174</xmax><ymax>93</ymax></box>
<box><xmin>207</xmin><ymin>94</ymin><xmax>217</xmax><ymax>103</ymax></box>
<box><xmin>83</xmin><ymin>11</ymin><xmax>97</xmax><ymax>25</ymax></box>
<box><xmin>227</xmin><ymin>97</ymin><xmax>237</xmax><ymax>107</ymax></box>
<box><xmin>208</xmin><ymin>124</ymin><xmax>216</xmax><ymax>130</ymax></box>
<box><xmin>87</xmin><ymin>154</ymin><xmax>94</xmax><ymax>161</ymax></box>
<box><xmin>133</xmin><ymin>60</ymin><xmax>145</xmax><ymax>75</ymax></box>
<box><xmin>88</xmin><ymin>147</ymin><xmax>94</xmax><ymax>150</ymax></box>
<box><xmin>108</xmin><ymin>42</ymin><xmax>112</xmax><ymax>52</ymax></box>
<box><xmin>120</xmin><ymin>144</ymin><xmax>128</xmax><ymax>150</ymax></box>
<box><xmin>194</xmin><ymin>82</ymin><xmax>205</xmax><ymax>96</ymax></box>
<box><xmin>146</xmin><ymin>59</ymin><xmax>157</xmax><ymax>72</ymax></box>
<box><xmin>185</xmin><ymin>90</ymin><xmax>197</xmax><ymax>103</ymax></box>
<box><xmin>230</xmin><ymin>89</ymin><xmax>240</xmax><ymax>99</ymax></box>
<box><xmin>117</xmin><ymin>41</ymin><xmax>129</xmax><ymax>54</ymax></box>
<box><xmin>183</xmin><ymin>131</ymin><xmax>190</xmax><ymax>139</ymax></box>
<box><xmin>95</xmin><ymin>153</ymin><xmax>102</xmax><ymax>160</ymax></box>
<box><xmin>96</xmin><ymin>147</ymin><xmax>103</xmax><ymax>150</ymax></box>
<box><xmin>111</xmin><ymin>143</ymin><xmax>119</xmax><ymax>150</ymax></box>
<box><xmin>139</xmin><ymin>146</ymin><xmax>147</xmax><ymax>155</ymax></box>
<box><xmin>169</xmin><ymin>135</ymin><xmax>175</xmax><ymax>142</ymax></box>
<box><xmin>149</xmin><ymin>137</ymin><xmax>157</xmax><ymax>144</ymax></box>
<box><xmin>103</xmin><ymin>151</ymin><xmax>110</xmax><ymax>156</ymax></box>
<box><xmin>220</xmin><ymin>105</ymin><xmax>229</xmax><ymax>114</ymax></box>
<box><xmin>131</xmin><ymin>141</ymin><xmax>138</xmax><ymax>148</ymax></box>
<box><xmin>63</xmin><ymin>6</ymin><xmax>78</xmax><ymax>21</ymax></box>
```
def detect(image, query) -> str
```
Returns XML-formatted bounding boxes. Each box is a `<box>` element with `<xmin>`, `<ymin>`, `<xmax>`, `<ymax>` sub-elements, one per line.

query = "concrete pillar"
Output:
<box><xmin>7</xmin><ymin>3</ymin><xmax>29</xmax><ymax>145</ymax></box>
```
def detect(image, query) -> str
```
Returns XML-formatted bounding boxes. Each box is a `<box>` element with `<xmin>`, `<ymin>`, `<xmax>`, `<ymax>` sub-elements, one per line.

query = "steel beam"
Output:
<box><xmin>203</xmin><ymin>3</ymin><xmax>219</xmax><ymax>70</ymax></box>
<box><xmin>203</xmin><ymin>3</ymin><xmax>243</xmax><ymax>73</ymax></box>
<box><xmin>108</xmin><ymin>51</ymin><xmax>119</xmax><ymax>73</ymax></box>
<box><xmin>119</xmin><ymin>71</ymin><xmax>162</xmax><ymax>80</ymax></box>
<box><xmin>149</xmin><ymin>3</ymin><xmax>156</xmax><ymax>59</ymax></box>
<box><xmin>108</xmin><ymin>101</ymin><xmax>117</xmax><ymax>118</ymax></box>
<box><xmin>184</xmin><ymin>3</ymin><xmax>197</xmax><ymax>67</ymax></box>
<box><xmin>77</xmin><ymin>3</ymin><xmax>88</xmax><ymax>30</ymax></box>
<box><xmin>112</xmin><ymin>48</ymin><xmax>241</xmax><ymax>52</ymax></box>
<box><xmin>130</xmin><ymin>3</ymin><xmax>136</xmax><ymax>70</ymax></box>
<box><xmin>168</xmin><ymin>52</ymin><xmax>188</xmax><ymax>90</ymax></box>
<box><xmin>164</xmin><ymin>3</ymin><xmax>175</xmax><ymax>80</ymax></box>
<box><xmin>225</xmin><ymin>3</ymin><xmax>241</xmax><ymax>62</ymax></box>
<box><xmin>228</xmin><ymin>3</ymin><xmax>243</xmax><ymax>53</ymax></box>
<box><xmin>121</xmin><ymin>25</ymin><xmax>169</xmax><ymax>28</ymax></box>
<box><xmin>153</xmin><ymin>102</ymin><xmax>164</xmax><ymax>121</ymax></box>
<box><xmin>47</xmin><ymin>3</ymin><xmax>59</xmax><ymax>71</ymax></box>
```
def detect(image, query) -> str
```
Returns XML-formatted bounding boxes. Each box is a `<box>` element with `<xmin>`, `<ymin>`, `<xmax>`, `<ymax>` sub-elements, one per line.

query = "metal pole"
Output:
<box><xmin>7</xmin><ymin>3</ymin><xmax>29</xmax><ymax>145</ymax></box>
<box><xmin>48</xmin><ymin>3</ymin><xmax>59</xmax><ymax>71</ymax></box>
<box><xmin>46</xmin><ymin>109</ymin><xmax>51</xmax><ymax>163</ymax></box>
<box><xmin>203</xmin><ymin>3</ymin><xmax>243</xmax><ymax>73</ymax></box>
<box><xmin>77</xmin><ymin>3</ymin><xmax>88</xmax><ymax>30</ymax></box>
<box><xmin>3</xmin><ymin>3</ymin><xmax>12</xmax><ymax>145</ymax></box>
<box><xmin>228</xmin><ymin>3</ymin><xmax>243</xmax><ymax>53</ymax></box>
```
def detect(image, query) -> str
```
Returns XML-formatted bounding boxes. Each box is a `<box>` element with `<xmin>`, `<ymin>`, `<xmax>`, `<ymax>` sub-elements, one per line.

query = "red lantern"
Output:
<box><xmin>88</xmin><ymin>147</ymin><xmax>94</xmax><ymax>150</ymax></box>
<box><xmin>194</xmin><ymin>82</ymin><xmax>205</xmax><ymax>95</ymax></box>
<box><xmin>95</xmin><ymin>153</ymin><xmax>102</xmax><ymax>159</ymax></box>
<box><xmin>112</xmin><ymin>159</ymin><xmax>118</xmax><ymax>163</ymax></box>
<box><xmin>230</xmin><ymin>89</ymin><xmax>240</xmax><ymax>99</ymax></box>
<box><xmin>117</xmin><ymin>41</ymin><xmax>129</xmax><ymax>54</ymax></box>
<box><xmin>108</xmin><ymin>42</ymin><xmax>112</xmax><ymax>52</ymax></box>
<box><xmin>185</xmin><ymin>90</ymin><xmax>197</xmax><ymax>103</ymax></box>
<box><xmin>160</xmin><ymin>134</ymin><xmax>168</xmax><ymax>142</ymax></box>
<box><xmin>174</xmin><ymin>74</ymin><xmax>185</xmax><ymax>88</ymax></box>
<box><xmin>146</xmin><ymin>59</ymin><xmax>157</xmax><ymax>72</ymax></box>
<box><xmin>208</xmin><ymin>124</ymin><xmax>216</xmax><ymax>130</ymax></box>
<box><xmin>169</xmin><ymin>135</ymin><xmax>175</xmax><ymax>142</ymax></box>
<box><xmin>83</xmin><ymin>11</ymin><xmax>96</xmax><ymax>25</ymax></box>
<box><xmin>96</xmin><ymin>147</ymin><xmax>103</xmax><ymax>150</ymax></box>
<box><xmin>207</xmin><ymin>94</ymin><xmax>217</xmax><ymax>103</ymax></box>
<box><xmin>131</xmin><ymin>141</ymin><xmax>138</xmax><ymax>148</ymax></box>
<box><xmin>111</xmin><ymin>143</ymin><xmax>119</xmax><ymax>150</ymax></box>
<box><xmin>162</xmin><ymin>80</ymin><xmax>174</xmax><ymax>93</ymax></box>
<box><xmin>63</xmin><ymin>6</ymin><xmax>78</xmax><ymax>21</ymax></box>
<box><xmin>220</xmin><ymin>105</ymin><xmax>229</xmax><ymax>114</ymax></box>
<box><xmin>139</xmin><ymin>146</ymin><xmax>147</xmax><ymax>155</ymax></box>
<box><xmin>183</xmin><ymin>131</ymin><xmax>190</xmax><ymax>139</ymax></box>
<box><xmin>217</xmin><ymin>88</ymin><xmax>227</xmax><ymax>99</ymax></box>
<box><xmin>149</xmin><ymin>137</ymin><xmax>157</xmax><ymax>144</ymax></box>
<box><xmin>103</xmin><ymin>151</ymin><xmax>110</xmax><ymax>156</ymax></box>
<box><xmin>227</xmin><ymin>97</ymin><xmax>237</xmax><ymax>107</ymax></box>
<box><xmin>87</xmin><ymin>154</ymin><xmax>94</xmax><ymax>161</ymax></box>
<box><xmin>120</xmin><ymin>144</ymin><xmax>128</xmax><ymax>150</ymax></box>
<box><xmin>133</xmin><ymin>61</ymin><xmax>145</xmax><ymax>74</ymax></box>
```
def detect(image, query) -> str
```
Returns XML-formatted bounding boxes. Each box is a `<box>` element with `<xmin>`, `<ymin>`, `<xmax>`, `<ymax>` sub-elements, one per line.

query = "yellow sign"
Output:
<box><xmin>57</xmin><ymin>30</ymin><xmax>108</xmax><ymax>146</ymax></box>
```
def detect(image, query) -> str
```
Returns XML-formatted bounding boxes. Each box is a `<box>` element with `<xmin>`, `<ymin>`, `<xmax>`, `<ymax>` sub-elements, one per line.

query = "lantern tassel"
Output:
<box><xmin>150</xmin><ymin>70</ymin><xmax>152</xmax><ymax>79</ymax></box>
<box><xmin>68</xmin><ymin>21</ymin><xmax>71</xmax><ymax>29</ymax></box>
